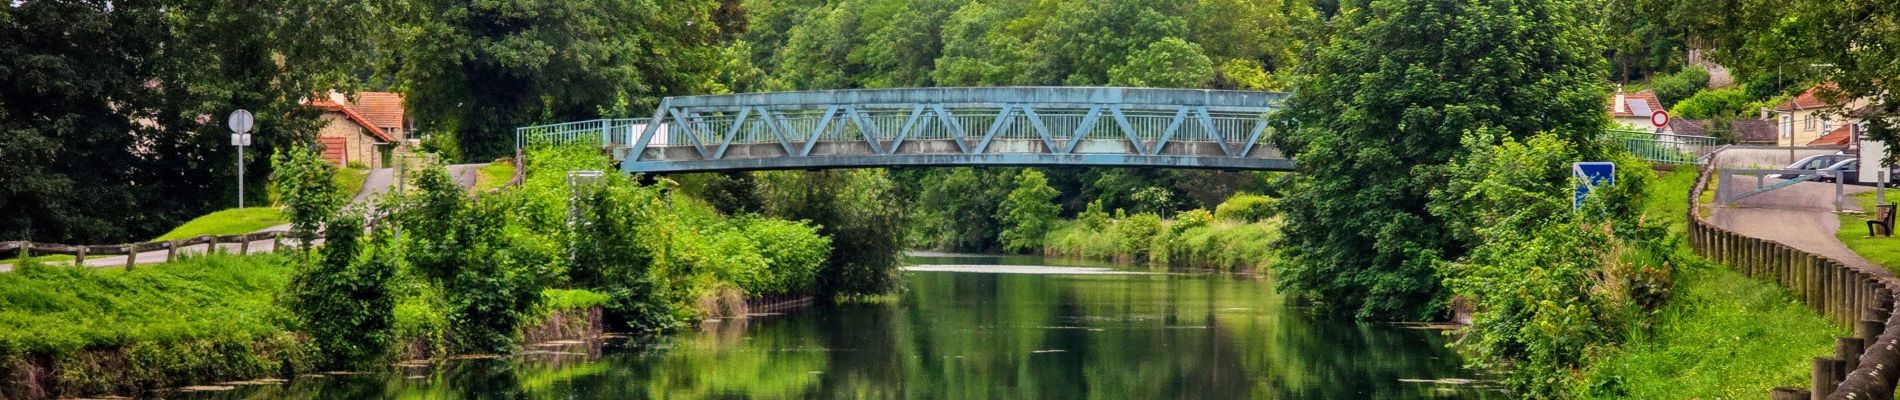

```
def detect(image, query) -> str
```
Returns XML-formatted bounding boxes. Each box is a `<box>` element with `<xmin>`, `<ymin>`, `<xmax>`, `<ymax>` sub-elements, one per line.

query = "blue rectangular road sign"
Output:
<box><xmin>1574</xmin><ymin>162</ymin><xmax>1616</xmax><ymax>209</ymax></box>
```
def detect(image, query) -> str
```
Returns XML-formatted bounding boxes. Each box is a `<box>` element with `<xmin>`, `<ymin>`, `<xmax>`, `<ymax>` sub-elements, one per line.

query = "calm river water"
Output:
<box><xmin>187</xmin><ymin>254</ymin><xmax>1503</xmax><ymax>399</ymax></box>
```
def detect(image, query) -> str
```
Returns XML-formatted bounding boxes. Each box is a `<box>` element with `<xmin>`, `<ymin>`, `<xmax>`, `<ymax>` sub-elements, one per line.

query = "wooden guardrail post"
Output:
<box><xmin>1816</xmin><ymin>256</ymin><xmax>1828</xmax><ymax>314</ymax></box>
<box><xmin>73</xmin><ymin>246</ymin><xmax>86</xmax><ymax>267</ymax></box>
<box><xmin>1818</xmin><ymin>357</ymin><xmax>1841</xmax><ymax>399</ymax></box>
<box><xmin>1777</xmin><ymin>245</ymin><xmax>1787</xmax><ymax>286</ymax></box>
<box><xmin>1746</xmin><ymin>237</ymin><xmax>1758</xmax><ymax>277</ymax></box>
<box><xmin>124</xmin><ymin>243</ymin><xmax>136</xmax><ymax>269</ymax></box>
<box><xmin>272</xmin><ymin>232</ymin><xmax>282</xmax><ymax>252</ymax></box>
<box><xmin>1842</xmin><ymin>337</ymin><xmax>1866</xmax><ymax>376</ymax></box>
<box><xmin>207</xmin><ymin>235</ymin><xmax>219</xmax><ymax>255</ymax></box>
<box><xmin>165</xmin><ymin>240</ymin><xmax>177</xmax><ymax>262</ymax></box>
<box><xmin>1770</xmin><ymin>387</ymin><xmax>1808</xmax><ymax>400</ymax></box>
<box><xmin>238</xmin><ymin>235</ymin><xmax>250</xmax><ymax>255</ymax></box>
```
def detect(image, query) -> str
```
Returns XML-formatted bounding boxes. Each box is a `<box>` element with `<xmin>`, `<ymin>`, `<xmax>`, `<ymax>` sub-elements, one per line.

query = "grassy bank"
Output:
<box><xmin>1838</xmin><ymin>191</ymin><xmax>1900</xmax><ymax>272</ymax></box>
<box><xmin>1572</xmin><ymin>169</ymin><xmax>1841</xmax><ymax>397</ymax></box>
<box><xmin>0</xmin><ymin>255</ymin><xmax>306</xmax><ymax>396</ymax></box>
<box><xmin>1042</xmin><ymin>213</ymin><xmax>1280</xmax><ymax>271</ymax></box>
<box><xmin>1576</xmin><ymin>265</ymin><xmax>1843</xmax><ymax>397</ymax></box>
<box><xmin>0</xmin><ymin>254</ymin><xmax>606</xmax><ymax>398</ymax></box>
<box><xmin>473</xmin><ymin>160</ymin><xmax>516</xmax><ymax>192</ymax></box>
<box><xmin>152</xmin><ymin>207</ymin><xmax>288</xmax><ymax>241</ymax></box>
<box><xmin>333</xmin><ymin>165</ymin><xmax>369</xmax><ymax>198</ymax></box>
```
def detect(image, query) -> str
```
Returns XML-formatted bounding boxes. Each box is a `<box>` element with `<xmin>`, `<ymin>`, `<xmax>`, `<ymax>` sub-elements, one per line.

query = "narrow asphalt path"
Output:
<box><xmin>3</xmin><ymin>163</ymin><xmax>487</xmax><ymax>272</ymax></box>
<box><xmin>1706</xmin><ymin>149</ymin><xmax>1881</xmax><ymax>271</ymax></box>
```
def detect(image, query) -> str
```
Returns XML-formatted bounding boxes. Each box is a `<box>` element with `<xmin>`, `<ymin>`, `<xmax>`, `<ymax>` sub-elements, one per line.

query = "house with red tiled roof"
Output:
<box><xmin>1609</xmin><ymin>90</ymin><xmax>1666</xmax><ymax>131</ymax></box>
<box><xmin>1774</xmin><ymin>84</ymin><xmax>1868</xmax><ymax>147</ymax></box>
<box><xmin>307</xmin><ymin>92</ymin><xmax>412</xmax><ymax>168</ymax></box>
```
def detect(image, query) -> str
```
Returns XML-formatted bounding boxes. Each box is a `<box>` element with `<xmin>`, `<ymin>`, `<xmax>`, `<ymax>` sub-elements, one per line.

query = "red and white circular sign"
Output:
<box><xmin>1650</xmin><ymin>110</ymin><xmax>1670</xmax><ymax>128</ymax></box>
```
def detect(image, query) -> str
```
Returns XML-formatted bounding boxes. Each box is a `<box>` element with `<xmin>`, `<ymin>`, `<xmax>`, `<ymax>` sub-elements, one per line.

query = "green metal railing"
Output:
<box><xmin>1608</xmin><ymin>129</ymin><xmax>1720</xmax><ymax>165</ymax></box>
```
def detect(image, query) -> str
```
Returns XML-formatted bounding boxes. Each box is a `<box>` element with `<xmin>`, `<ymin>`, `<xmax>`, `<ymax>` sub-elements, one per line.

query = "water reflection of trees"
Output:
<box><xmin>199</xmin><ymin>269</ymin><xmax>1504</xmax><ymax>399</ymax></box>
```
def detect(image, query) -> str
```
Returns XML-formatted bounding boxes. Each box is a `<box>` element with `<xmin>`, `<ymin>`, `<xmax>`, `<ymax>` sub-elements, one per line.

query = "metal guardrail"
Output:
<box><xmin>1607</xmin><ymin>129</ymin><xmax>1720</xmax><ymax>165</ymax></box>
<box><xmin>515</xmin><ymin>118</ymin><xmax>652</xmax><ymax>150</ymax></box>
<box><xmin>1714</xmin><ymin>168</ymin><xmax>1848</xmax><ymax>211</ymax></box>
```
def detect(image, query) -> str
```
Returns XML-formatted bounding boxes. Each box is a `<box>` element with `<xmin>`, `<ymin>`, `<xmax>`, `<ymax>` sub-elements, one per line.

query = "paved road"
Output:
<box><xmin>1707</xmin><ymin>149</ymin><xmax>1881</xmax><ymax>270</ymax></box>
<box><xmin>2</xmin><ymin>163</ymin><xmax>489</xmax><ymax>272</ymax></box>
<box><xmin>354</xmin><ymin>168</ymin><xmax>395</xmax><ymax>204</ymax></box>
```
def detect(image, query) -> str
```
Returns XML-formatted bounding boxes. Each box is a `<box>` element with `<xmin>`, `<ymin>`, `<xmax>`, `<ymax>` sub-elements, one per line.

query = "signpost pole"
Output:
<box><xmin>228</xmin><ymin>109</ymin><xmax>255</xmax><ymax>209</ymax></box>
<box><xmin>238</xmin><ymin>144</ymin><xmax>245</xmax><ymax>208</ymax></box>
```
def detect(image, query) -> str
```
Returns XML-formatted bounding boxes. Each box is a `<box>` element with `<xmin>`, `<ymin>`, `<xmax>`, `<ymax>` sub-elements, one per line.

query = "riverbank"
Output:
<box><xmin>0</xmin><ymin>255</ymin><xmax>612</xmax><ymax>399</ymax></box>
<box><xmin>1570</xmin><ymin>169</ymin><xmax>1841</xmax><ymax>397</ymax></box>
<box><xmin>1041</xmin><ymin>213</ymin><xmax>1280</xmax><ymax>272</ymax></box>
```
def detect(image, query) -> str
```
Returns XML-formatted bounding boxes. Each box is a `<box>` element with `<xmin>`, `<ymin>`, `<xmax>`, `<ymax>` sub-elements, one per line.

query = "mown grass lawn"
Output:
<box><xmin>0</xmin><ymin>254</ymin><xmax>298</xmax><ymax>355</ymax></box>
<box><xmin>473</xmin><ymin>161</ymin><xmax>517</xmax><ymax>192</ymax></box>
<box><xmin>152</xmin><ymin>207</ymin><xmax>288</xmax><ymax>241</ymax></box>
<box><xmin>1573</xmin><ymin>169</ymin><xmax>1841</xmax><ymax>398</ymax></box>
<box><xmin>333</xmin><ymin>165</ymin><xmax>370</xmax><ymax>198</ymax></box>
<box><xmin>1838</xmin><ymin>191</ymin><xmax>1900</xmax><ymax>273</ymax></box>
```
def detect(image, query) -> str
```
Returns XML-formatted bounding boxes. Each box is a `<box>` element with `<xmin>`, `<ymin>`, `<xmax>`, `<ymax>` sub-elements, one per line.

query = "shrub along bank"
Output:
<box><xmin>0</xmin><ymin>254</ymin><xmax>605</xmax><ymax>397</ymax></box>
<box><xmin>1570</xmin><ymin>168</ymin><xmax>1841</xmax><ymax>398</ymax></box>
<box><xmin>1041</xmin><ymin>196</ymin><xmax>1280</xmax><ymax>272</ymax></box>
<box><xmin>1</xmin><ymin>144</ymin><xmax>848</xmax><ymax>398</ymax></box>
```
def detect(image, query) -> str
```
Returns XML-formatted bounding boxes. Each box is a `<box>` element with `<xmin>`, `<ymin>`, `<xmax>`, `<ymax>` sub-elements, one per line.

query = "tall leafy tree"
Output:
<box><xmin>1720</xmin><ymin>0</ymin><xmax>1900</xmax><ymax>163</ymax></box>
<box><xmin>0</xmin><ymin>0</ymin><xmax>367</xmax><ymax>243</ymax></box>
<box><xmin>1107</xmin><ymin>37</ymin><xmax>1214</xmax><ymax>88</ymax></box>
<box><xmin>997</xmin><ymin>169</ymin><xmax>1060</xmax><ymax>253</ymax></box>
<box><xmin>1026</xmin><ymin>0</ymin><xmax>1189</xmax><ymax>85</ymax></box>
<box><xmin>384</xmin><ymin>0</ymin><xmax>736</xmax><ymax>160</ymax></box>
<box><xmin>1271</xmin><ymin>0</ymin><xmax>1609</xmax><ymax>320</ymax></box>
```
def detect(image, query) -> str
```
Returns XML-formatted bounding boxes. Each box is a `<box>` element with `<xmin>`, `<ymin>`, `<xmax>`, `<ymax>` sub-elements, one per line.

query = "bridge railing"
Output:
<box><xmin>658</xmin><ymin>106</ymin><xmax>1273</xmax><ymax>146</ymax></box>
<box><xmin>516</xmin><ymin>118</ymin><xmax>652</xmax><ymax>150</ymax></box>
<box><xmin>1607</xmin><ymin>128</ymin><xmax>1720</xmax><ymax>165</ymax></box>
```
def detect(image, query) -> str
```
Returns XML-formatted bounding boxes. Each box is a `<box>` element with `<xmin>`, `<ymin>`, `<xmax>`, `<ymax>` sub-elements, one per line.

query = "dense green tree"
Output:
<box><xmin>931</xmin><ymin>2</ymin><xmax>1033</xmax><ymax>86</ymax></box>
<box><xmin>384</xmin><ymin>0</ymin><xmax>736</xmax><ymax>160</ymax></box>
<box><xmin>269</xmin><ymin>147</ymin><xmax>344</xmax><ymax>250</ymax></box>
<box><xmin>853</xmin><ymin>0</ymin><xmax>960</xmax><ymax>87</ymax></box>
<box><xmin>904</xmin><ymin>168</ymin><xmax>1014</xmax><ymax>251</ymax></box>
<box><xmin>1668</xmin><ymin>86</ymin><xmax>1754</xmax><ymax>121</ymax></box>
<box><xmin>284</xmin><ymin>209</ymin><xmax>400</xmax><ymax>369</ymax></box>
<box><xmin>1720</xmin><ymin>0</ymin><xmax>1900</xmax><ymax>163</ymax></box>
<box><xmin>997</xmin><ymin>170</ymin><xmax>1060</xmax><ymax>253</ymax></box>
<box><xmin>1190</xmin><ymin>0</ymin><xmax>1297</xmax><ymax>72</ymax></box>
<box><xmin>1107</xmin><ymin>38</ymin><xmax>1215</xmax><ymax>88</ymax></box>
<box><xmin>1646</xmin><ymin>67</ymin><xmax>1709</xmax><ymax>108</ymax></box>
<box><xmin>1271</xmin><ymin>0</ymin><xmax>1609</xmax><ymax>320</ymax></box>
<box><xmin>0</xmin><ymin>0</ymin><xmax>367</xmax><ymax>243</ymax></box>
<box><xmin>758</xmin><ymin>170</ymin><xmax>909</xmax><ymax>297</ymax></box>
<box><xmin>1026</xmin><ymin>0</ymin><xmax>1189</xmax><ymax>85</ymax></box>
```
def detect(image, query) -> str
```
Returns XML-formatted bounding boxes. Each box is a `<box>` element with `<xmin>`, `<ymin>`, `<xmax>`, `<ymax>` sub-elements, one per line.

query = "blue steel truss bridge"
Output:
<box><xmin>515</xmin><ymin>87</ymin><xmax>1294</xmax><ymax>174</ymax></box>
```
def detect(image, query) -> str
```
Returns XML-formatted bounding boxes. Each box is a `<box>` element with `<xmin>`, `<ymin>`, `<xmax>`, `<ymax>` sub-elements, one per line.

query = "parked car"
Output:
<box><xmin>1816</xmin><ymin>158</ymin><xmax>1861</xmax><ymax>184</ymax></box>
<box><xmin>1773</xmin><ymin>153</ymin><xmax>1854</xmax><ymax>179</ymax></box>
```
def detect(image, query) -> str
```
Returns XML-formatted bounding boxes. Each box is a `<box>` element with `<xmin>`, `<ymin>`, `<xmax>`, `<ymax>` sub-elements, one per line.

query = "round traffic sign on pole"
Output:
<box><xmin>228</xmin><ymin>109</ymin><xmax>254</xmax><ymax>133</ymax></box>
<box><xmin>1650</xmin><ymin>109</ymin><xmax>1670</xmax><ymax>128</ymax></box>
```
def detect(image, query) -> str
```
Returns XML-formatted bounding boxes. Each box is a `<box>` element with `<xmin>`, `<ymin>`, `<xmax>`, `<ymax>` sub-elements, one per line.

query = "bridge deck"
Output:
<box><xmin>518</xmin><ymin>87</ymin><xmax>1294</xmax><ymax>173</ymax></box>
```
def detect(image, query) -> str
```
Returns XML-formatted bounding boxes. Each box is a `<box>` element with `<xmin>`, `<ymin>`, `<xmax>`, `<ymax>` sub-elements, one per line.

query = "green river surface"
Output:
<box><xmin>183</xmin><ymin>254</ymin><xmax>1503</xmax><ymax>399</ymax></box>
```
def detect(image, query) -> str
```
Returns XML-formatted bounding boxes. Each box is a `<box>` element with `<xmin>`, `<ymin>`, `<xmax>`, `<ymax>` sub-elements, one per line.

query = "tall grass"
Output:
<box><xmin>1572</xmin><ymin>170</ymin><xmax>1841</xmax><ymax>397</ymax></box>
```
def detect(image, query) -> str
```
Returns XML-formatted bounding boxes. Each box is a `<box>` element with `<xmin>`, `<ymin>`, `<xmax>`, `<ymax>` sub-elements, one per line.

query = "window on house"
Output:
<box><xmin>1806</xmin><ymin>114</ymin><xmax>1816</xmax><ymax>130</ymax></box>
